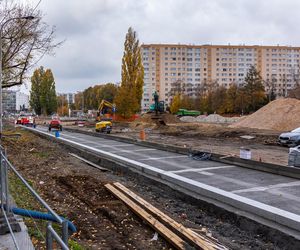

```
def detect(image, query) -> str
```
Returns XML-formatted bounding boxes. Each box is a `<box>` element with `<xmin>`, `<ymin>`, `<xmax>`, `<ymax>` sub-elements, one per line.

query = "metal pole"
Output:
<box><xmin>0</xmin><ymin>27</ymin><xmax>2</xmax><ymax>139</ymax></box>
<box><xmin>62</xmin><ymin>220</ymin><xmax>69</xmax><ymax>245</ymax></box>
<box><xmin>0</xmin><ymin>153</ymin><xmax>3</xmax><ymax>206</ymax></box>
<box><xmin>4</xmin><ymin>149</ymin><xmax>9</xmax><ymax>213</ymax></box>
<box><xmin>46</xmin><ymin>222</ymin><xmax>53</xmax><ymax>250</ymax></box>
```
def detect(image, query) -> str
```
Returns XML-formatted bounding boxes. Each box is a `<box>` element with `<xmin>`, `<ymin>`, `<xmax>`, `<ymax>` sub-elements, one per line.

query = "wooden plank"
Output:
<box><xmin>105</xmin><ymin>183</ymin><xmax>189</xmax><ymax>250</ymax></box>
<box><xmin>113</xmin><ymin>182</ymin><xmax>227</xmax><ymax>250</ymax></box>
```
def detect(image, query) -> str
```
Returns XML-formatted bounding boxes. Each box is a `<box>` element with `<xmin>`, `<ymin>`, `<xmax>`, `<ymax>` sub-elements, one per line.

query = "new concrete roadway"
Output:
<box><xmin>24</xmin><ymin>126</ymin><xmax>300</xmax><ymax>240</ymax></box>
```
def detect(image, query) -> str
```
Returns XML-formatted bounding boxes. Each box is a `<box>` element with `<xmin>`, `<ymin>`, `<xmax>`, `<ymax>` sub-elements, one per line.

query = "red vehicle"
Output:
<box><xmin>16</xmin><ymin>116</ymin><xmax>36</xmax><ymax>127</ymax></box>
<box><xmin>48</xmin><ymin>116</ymin><xmax>62</xmax><ymax>131</ymax></box>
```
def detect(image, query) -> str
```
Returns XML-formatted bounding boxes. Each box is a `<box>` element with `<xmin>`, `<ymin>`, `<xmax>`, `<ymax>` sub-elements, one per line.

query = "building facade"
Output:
<box><xmin>141</xmin><ymin>44</ymin><xmax>300</xmax><ymax>111</ymax></box>
<box><xmin>58</xmin><ymin>93</ymin><xmax>75</xmax><ymax>105</ymax></box>
<box><xmin>3</xmin><ymin>90</ymin><xmax>29</xmax><ymax>113</ymax></box>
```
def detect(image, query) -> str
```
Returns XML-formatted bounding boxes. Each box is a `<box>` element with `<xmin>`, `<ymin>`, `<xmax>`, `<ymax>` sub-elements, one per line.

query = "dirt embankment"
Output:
<box><xmin>230</xmin><ymin>98</ymin><xmax>300</xmax><ymax>131</ymax></box>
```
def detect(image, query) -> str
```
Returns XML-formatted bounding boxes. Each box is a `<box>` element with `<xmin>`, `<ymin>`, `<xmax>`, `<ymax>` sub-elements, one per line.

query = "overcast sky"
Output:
<box><xmin>21</xmin><ymin>0</ymin><xmax>300</xmax><ymax>94</ymax></box>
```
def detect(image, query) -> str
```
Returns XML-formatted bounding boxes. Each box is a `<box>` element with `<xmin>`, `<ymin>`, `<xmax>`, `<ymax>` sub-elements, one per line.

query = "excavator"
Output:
<box><xmin>95</xmin><ymin>100</ymin><xmax>116</xmax><ymax>134</ymax></box>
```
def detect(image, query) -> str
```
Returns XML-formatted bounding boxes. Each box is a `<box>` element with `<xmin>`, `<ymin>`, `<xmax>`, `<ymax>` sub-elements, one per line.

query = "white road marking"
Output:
<box><xmin>198</xmin><ymin>171</ymin><xmax>214</xmax><ymax>176</ymax></box>
<box><xmin>170</xmin><ymin>165</ymin><xmax>236</xmax><ymax>173</ymax></box>
<box><xmin>62</xmin><ymin>133</ymin><xmax>134</xmax><ymax>147</ymax></box>
<box><xmin>139</xmin><ymin>155</ymin><xmax>187</xmax><ymax>161</ymax></box>
<box><xmin>109</xmin><ymin>148</ymin><xmax>157</xmax><ymax>153</ymax></box>
<box><xmin>25</xmin><ymin>126</ymin><xmax>300</xmax><ymax>228</ymax></box>
<box><xmin>232</xmin><ymin>181</ymin><xmax>300</xmax><ymax>193</ymax></box>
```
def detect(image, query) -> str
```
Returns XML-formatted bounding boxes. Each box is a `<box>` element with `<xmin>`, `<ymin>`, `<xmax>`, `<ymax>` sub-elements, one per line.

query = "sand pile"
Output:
<box><xmin>230</xmin><ymin>98</ymin><xmax>300</xmax><ymax>131</ymax></box>
<box><xmin>180</xmin><ymin>114</ymin><xmax>240</xmax><ymax>124</ymax></box>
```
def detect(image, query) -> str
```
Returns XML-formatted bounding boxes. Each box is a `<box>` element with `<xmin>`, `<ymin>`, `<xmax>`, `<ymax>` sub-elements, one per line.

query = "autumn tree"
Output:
<box><xmin>30</xmin><ymin>67</ymin><xmax>57</xmax><ymax>115</ymax></box>
<box><xmin>170</xmin><ymin>94</ymin><xmax>181</xmax><ymax>114</ymax></box>
<box><xmin>243</xmin><ymin>65</ymin><xmax>266</xmax><ymax>112</ymax></box>
<box><xmin>57</xmin><ymin>95</ymin><xmax>69</xmax><ymax>116</ymax></box>
<box><xmin>225</xmin><ymin>84</ymin><xmax>240</xmax><ymax>113</ymax></box>
<box><xmin>1</xmin><ymin>1</ymin><xmax>62</xmax><ymax>89</ymax></box>
<box><xmin>115</xmin><ymin>27</ymin><xmax>144</xmax><ymax>117</ymax></box>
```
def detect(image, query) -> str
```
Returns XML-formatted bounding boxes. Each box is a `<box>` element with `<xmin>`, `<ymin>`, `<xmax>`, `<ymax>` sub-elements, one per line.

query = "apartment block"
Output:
<box><xmin>3</xmin><ymin>90</ymin><xmax>29</xmax><ymax>113</ymax></box>
<box><xmin>141</xmin><ymin>44</ymin><xmax>300</xmax><ymax>111</ymax></box>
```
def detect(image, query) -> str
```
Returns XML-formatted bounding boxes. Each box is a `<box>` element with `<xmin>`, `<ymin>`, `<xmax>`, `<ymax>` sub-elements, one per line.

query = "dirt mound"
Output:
<box><xmin>133</xmin><ymin>113</ymin><xmax>180</xmax><ymax>124</ymax></box>
<box><xmin>230</xmin><ymin>98</ymin><xmax>300</xmax><ymax>131</ymax></box>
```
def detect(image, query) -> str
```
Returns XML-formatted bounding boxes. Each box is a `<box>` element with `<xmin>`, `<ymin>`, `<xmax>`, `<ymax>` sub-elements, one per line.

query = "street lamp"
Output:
<box><xmin>0</xmin><ymin>16</ymin><xmax>35</xmax><ymax>138</ymax></box>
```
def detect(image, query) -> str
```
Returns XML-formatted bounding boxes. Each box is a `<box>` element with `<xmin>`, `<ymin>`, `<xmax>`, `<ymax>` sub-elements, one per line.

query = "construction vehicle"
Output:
<box><xmin>148</xmin><ymin>101</ymin><xmax>165</xmax><ymax>113</ymax></box>
<box><xmin>95</xmin><ymin>99</ymin><xmax>115</xmax><ymax>134</ymax></box>
<box><xmin>95</xmin><ymin>120</ymin><xmax>112</xmax><ymax>134</ymax></box>
<box><xmin>48</xmin><ymin>116</ymin><xmax>62</xmax><ymax>131</ymax></box>
<box><xmin>176</xmin><ymin>109</ymin><xmax>201</xmax><ymax>117</ymax></box>
<box><xmin>96</xmin><ymin>100</ymin><xmax>116</xmax><ymax>122</ymax></box>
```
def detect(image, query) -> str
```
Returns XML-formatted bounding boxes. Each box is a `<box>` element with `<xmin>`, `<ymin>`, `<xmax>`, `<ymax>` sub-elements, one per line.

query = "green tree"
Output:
<box><xmin>30</xmin><ymin>67</ymin><xmax>57</xmax><ymax>115</ymax></box>
<box><xmin>243</xmin><ymin>65</ymin><xmax>266</xmax><ymax>112</ymax></box>
<box><xmin>115</xmin><ymin>27</ymin><xmax>144</xmax><ymax>117</ymax></box>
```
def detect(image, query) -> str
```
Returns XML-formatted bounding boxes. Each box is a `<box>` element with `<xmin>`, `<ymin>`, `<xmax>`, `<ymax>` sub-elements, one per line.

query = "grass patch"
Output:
<box><xmin>31</xmin><ymin>151</ymin><xmax>50</xmax><ymax>158</ymax></box>
<box><xmin>69</xmin><ymin>239</ymin><xmax>88</xmax><ymax>250</ymax></box>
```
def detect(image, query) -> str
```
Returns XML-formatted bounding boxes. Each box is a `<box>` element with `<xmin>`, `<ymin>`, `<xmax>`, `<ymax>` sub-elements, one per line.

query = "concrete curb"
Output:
<box><xmin>64</xmin><ymin>127</ymin><xmax>300</xmax><ymax>179</ymax></box>
<box><xmin>25</xmin><ymin>127</ymin><xmax>300</xmax><ymax>239</ymax></box>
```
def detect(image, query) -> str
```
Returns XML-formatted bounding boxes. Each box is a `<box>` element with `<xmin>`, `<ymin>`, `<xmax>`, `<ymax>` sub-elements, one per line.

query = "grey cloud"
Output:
<box><xmin>26</xmin><ymin>0</ymin><xmax>300</xmax><ymax>93</ymax></box>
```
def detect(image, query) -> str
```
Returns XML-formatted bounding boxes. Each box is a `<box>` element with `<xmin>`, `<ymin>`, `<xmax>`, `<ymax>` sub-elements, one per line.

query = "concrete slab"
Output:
<box><xmin>0</xmin><ymin>217</ymin><xmax>34</xmax><ymax>250</ymax></box>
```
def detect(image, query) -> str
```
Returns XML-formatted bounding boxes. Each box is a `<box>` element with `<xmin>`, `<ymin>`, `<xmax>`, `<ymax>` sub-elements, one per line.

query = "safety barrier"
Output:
<box><xmin>0</xmin><ymin>145</ymin><xmax>70</xmax><ymax>249</ymax></box>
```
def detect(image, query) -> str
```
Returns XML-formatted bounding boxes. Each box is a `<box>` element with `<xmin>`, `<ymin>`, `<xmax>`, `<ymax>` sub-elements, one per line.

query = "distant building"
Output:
<box><xmin>3</xmin><ymin>90</ymin><xmax>29</xmax><ymax>113</ymax></box>
<box><xmin>141</xmin><ymin>44</ymin><xmax>300</xmax><ymax>111</ymax></box>
<box><xmin>58</xmin><ymin>93</ymin><xmax>75</xmax><ymax>105</ymax></box>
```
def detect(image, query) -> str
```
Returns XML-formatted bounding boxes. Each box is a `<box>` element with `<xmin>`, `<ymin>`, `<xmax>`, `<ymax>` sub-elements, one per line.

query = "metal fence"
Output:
<box><xmin>0</xmin><ymin>145</ymin><xmax>69</xmax><ymax>249</ymax></box>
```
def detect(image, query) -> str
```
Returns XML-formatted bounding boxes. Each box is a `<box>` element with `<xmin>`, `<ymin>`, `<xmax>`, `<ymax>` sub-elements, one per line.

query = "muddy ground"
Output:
<box><xmin>3</xmin><ymin>126</ymin><xmax>299</xmax><ymax>250</ymax></box>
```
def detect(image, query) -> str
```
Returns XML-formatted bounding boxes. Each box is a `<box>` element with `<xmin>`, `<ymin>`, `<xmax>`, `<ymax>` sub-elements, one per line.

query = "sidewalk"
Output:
<box><xmin>0</xmin><ymin>215</ymin><xmax>34</xmax><ymax>250</ymax></box>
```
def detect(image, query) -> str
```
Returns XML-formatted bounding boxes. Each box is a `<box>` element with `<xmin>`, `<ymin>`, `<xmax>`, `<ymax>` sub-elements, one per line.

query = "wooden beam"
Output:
<box><xmin>105</xmin><ymin>183</ymin><xmax>189</xmax><ymax>250</ymax></box>
<box><xmin>113</xmin><ymin>182</ymin><xmax>227</xmax><ymax>250</ymax></box>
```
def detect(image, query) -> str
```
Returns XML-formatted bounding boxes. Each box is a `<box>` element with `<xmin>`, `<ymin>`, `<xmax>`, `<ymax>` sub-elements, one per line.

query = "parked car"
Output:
<box><xmin>279</xmin><ymin>127</ymin><xmax>300</xmax><ymax>147</ymax></box>
<box><xmin>16</xmin><ymin>115</ymin><xmax>36</xmax><ymax>127</ymax></box>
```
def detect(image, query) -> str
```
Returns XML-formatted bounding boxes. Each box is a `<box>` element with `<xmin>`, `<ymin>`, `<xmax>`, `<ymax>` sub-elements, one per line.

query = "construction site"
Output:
<box><xmin>0</xmin><ymin>97</ymin><xmax>300</xmax><ymax>249</ymax></box>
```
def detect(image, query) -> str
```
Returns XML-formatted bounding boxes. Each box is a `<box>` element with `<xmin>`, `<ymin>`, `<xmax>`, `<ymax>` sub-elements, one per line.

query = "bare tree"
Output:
<box><xmin>0</xmin><ymin>1</ymin><xmax>62</xmax><ymax>88</ymax></box>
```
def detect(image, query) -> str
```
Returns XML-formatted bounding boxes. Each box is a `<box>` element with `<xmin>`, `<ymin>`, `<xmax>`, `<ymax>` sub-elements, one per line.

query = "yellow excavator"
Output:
<box><xmin>95</xmin><ymin>100</ymin><xmax>116</xmax><ymax>134</ymax></box>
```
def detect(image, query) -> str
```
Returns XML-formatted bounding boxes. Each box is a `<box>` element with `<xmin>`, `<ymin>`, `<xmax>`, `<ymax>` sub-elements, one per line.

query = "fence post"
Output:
<box><xmin>0</xmin><ymin>151</ymin><xmax>3</xmax><ymax>208</ymax></box>
<box><xmin>46</xmin><ymin>222</ymin><xmax>53</xmax><ymax>250</ymax></box>
<box><xmin>4</xmin><ymin>148</ymin><xmax>10</xmax><ymax>213</ymax></box>
<box><xmin>62</xmin><ymin>220</ymin><xmax>69</xmax><ymax>245</ymax></box>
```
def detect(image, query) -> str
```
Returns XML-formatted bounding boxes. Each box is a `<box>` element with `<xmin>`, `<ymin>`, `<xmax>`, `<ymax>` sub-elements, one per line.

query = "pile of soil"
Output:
<box><xmin>132</xmin><ymin>113</ymin><xmax>180</xmax><ymax>126</ymax></box>
<box><xmin>230</xmin><ymin>98</ymin><xmax>300</xmax><ymax>131</ymax></box>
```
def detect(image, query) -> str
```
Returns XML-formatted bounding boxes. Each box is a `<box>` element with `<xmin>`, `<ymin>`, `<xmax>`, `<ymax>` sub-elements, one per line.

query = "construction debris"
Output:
<box><xmin>180</xmin><ymin>114</ymin><xmax>241</xmax><ymax>124</ymax></box>
<box><xmin>105</xmin><ymin>182</ymin><xmax>228</xmax><ymax>250</ymax></box>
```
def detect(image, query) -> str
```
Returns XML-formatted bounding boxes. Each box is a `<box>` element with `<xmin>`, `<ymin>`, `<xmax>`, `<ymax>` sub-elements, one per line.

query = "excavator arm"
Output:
<box><xmin>96</xmin><ymin>100</ymin><xmax>115</xmax><ymax>121</ymax></box>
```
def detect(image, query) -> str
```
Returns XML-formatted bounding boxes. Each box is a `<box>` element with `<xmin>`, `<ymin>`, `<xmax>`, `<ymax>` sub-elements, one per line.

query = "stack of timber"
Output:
<box><xmin>105</xmin><ymin>182</ymin><xmax>228</xmax><ymax>250</ymax></box>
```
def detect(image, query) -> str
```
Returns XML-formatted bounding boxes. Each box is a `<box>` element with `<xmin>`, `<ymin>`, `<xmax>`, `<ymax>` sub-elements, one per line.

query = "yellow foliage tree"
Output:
<box><xmin>170</xmin><ymin>94</ymin><xmax>181</xmax><ymax>114</ymax></box>
<box><xmin>115</xmin><ymin>27</ymin><xmax>144</xmax><ymax>118</ymax></box>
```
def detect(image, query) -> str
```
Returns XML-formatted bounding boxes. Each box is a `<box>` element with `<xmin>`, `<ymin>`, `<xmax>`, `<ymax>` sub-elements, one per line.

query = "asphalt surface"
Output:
<box><xmin>28</xmin><ymin>126</ymin><xmax>300</xmax><ymax>238</ymax></box>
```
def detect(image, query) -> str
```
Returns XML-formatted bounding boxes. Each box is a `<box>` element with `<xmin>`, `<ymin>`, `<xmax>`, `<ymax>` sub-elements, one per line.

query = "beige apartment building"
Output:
<box><xmin>141</xmin><ymin>44</ymin><xmax>300</xmax><ymax>111</ymax></box>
